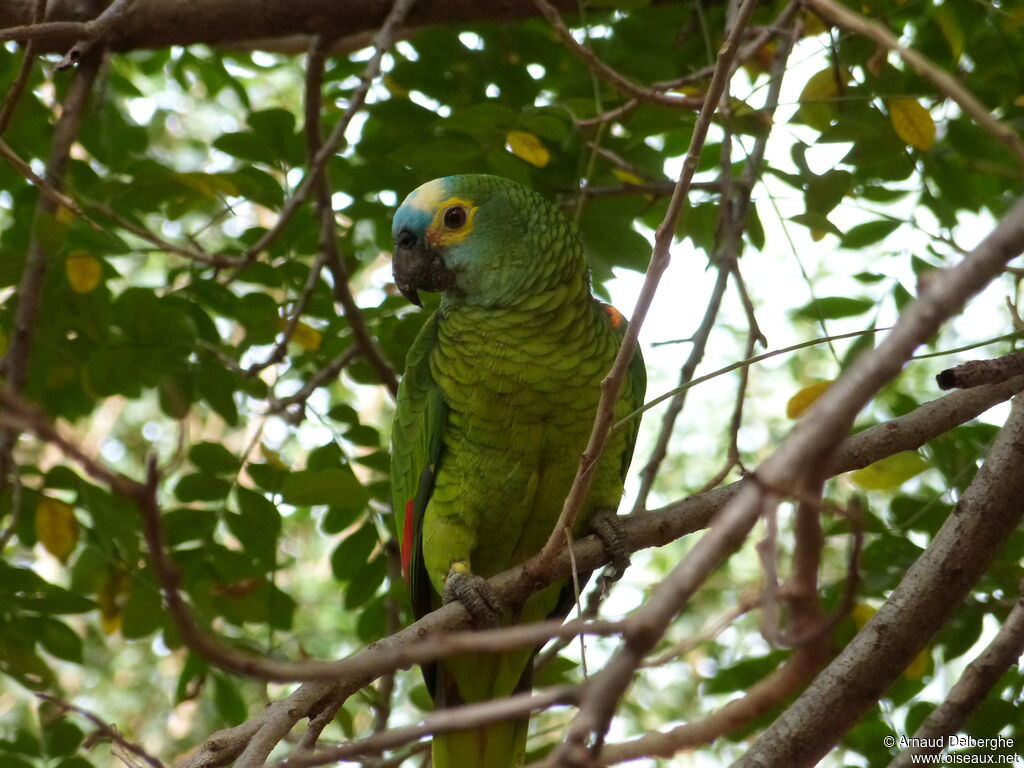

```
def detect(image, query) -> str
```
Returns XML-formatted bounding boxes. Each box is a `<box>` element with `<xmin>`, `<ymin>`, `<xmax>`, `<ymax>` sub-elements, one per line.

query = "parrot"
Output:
<box><xmin>389</xmin><ymin>174</ymin><xmax>646</xmax><ymax>768</ymax></box>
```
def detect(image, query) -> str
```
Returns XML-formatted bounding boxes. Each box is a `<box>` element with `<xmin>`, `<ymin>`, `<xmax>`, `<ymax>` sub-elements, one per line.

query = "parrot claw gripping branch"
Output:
<box><xmin>390</xmin><ymin>174</ymin><xmax>646</xmax><ymax>768</ymax></box>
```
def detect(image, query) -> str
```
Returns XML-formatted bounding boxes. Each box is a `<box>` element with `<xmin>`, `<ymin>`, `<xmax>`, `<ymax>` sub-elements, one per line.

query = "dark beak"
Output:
<box><xmin>392</xmin><ymin>230</ymin><xmax>455</xmax><ymax>307</ymax></box>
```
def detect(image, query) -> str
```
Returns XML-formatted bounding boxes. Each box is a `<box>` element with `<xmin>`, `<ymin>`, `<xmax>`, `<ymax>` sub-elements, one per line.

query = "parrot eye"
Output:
<box><xmin>442</xmin><ymin>206</ymin><xmax>467</xmax><ymax>230</ymax></box>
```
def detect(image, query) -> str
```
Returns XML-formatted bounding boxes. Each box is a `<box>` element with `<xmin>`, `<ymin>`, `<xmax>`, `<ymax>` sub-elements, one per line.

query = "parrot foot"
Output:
<box><xmin>590</xmin><ymin>509</ymin><xmax>631</xmax><ymax>588</ymax></box>
<box><xmin>442</xmin><ymin>565</ymin><xmax>503</xmax><ymax>629</ymax></box>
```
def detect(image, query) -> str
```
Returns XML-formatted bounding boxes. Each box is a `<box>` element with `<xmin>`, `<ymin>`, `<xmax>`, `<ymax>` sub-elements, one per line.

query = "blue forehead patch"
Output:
<box><xmin>392</xmin><ymin>178</ymin><xmax>452</xmax><ymax>238</ymax></box>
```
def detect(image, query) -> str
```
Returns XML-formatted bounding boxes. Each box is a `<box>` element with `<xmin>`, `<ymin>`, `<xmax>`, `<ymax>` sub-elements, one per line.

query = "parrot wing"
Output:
<box><xmin>391</xmin><ymin>312</ymin><xmax>447</xmax><ymax>626</ymax></box>
<box><xmin>605</xmin><ymin>301</ymin><xmax>647</xmax><ymax>479</ymax></box>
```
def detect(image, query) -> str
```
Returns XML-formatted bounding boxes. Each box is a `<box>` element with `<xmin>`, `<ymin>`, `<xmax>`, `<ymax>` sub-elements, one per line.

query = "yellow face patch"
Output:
<box><xmin>404</xmin><ymin>178</ymin><xmax>448</xmax><ymax>215</ymax></box>
<box><xmin>426</xmin><ymin>196</ymin><xmax>478</xmax><ymax>247</ymax></box>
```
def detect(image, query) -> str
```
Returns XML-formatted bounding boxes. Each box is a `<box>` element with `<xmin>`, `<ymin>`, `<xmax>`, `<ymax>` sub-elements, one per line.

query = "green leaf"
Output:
<box><xmin>36</xmin><ymin>618</ymin><xmax>84</xmax><ymax>663</ymax></box>
<box><xmin>840</xmin><ymin>220</ymin><xmax>902</xmax><ymax>249</ymax></box>
<box><xmin>212</xmin><ymin>674</ymin><xmax>247</xmax><ymax>725</ymax></box>
<box><xmin>281</xmin><ymin>467</ymin><xmax>369</xmax><ymax>508</ymax></box>
<box><xmin>331</xmin><ymin>523</ymin><xmax>378</xmax><ymax>582</ymax></box>
<box><xmin>174</xmin><ymin>473</ymin><xmax>232</xmax><ymax>503</ymax></box>
<box><xmin>229</xmin><ymin>487</ymin><xmax>282</xmax><ymax>566</ymax></box>
<box><xmin>344</xmin><ymin>553</ymin><xmax>387</xmax><ymax>609</ymax></box>
<box><xmin>121</xmin><ymin>574</ymin><xmax>164</xmax><ymax>639</ymax></box>
<box><xmin>43</xmin><ymin>719</ymin><xmax>84</xmax><ymax>758</ymax></box>
<box><xmin>704</xmin><ymin>651</ymin><xmax>787</xmax><ymax>694</ymax></box>
<box><xmin>189</xmin><ymin>442</ymin><xmax>241</xmax><ymax>475</ymax></box>
<box><xmin>793</xmin><ymin>296</ymin><xmax>875</xmax><ymax>321</ymax></box>
<box><xmin>789</xmin><ymin>212</ymin><xmax>842</xmax><ymax>238</ymax></box>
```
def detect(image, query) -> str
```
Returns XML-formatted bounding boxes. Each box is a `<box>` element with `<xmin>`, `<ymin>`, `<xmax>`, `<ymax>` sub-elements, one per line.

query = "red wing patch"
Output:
<box><xmin>604</xmin><ymin>304</ymin><xmax>625</xmax><ymax>329</ymax></box>
<box><xmin>402</xmin><ymin>499</ymin><xmax>415</xmax><ymax>582</ymax></box>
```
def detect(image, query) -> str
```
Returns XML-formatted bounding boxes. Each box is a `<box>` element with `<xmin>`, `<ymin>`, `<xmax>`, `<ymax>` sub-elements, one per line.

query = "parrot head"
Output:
<box><xmin>391</xmin><ymin>174</ymin><xmax>584</xmax><ymax>308</ymax></box>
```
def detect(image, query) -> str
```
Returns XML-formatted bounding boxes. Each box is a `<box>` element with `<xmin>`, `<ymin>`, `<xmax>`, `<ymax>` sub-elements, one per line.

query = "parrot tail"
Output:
<box><xmin>430</xmin><ymin>653</ymin><xmax>534</xmax><ymax>768</ymax></box>
<box><xmin>432</xmin><ymin>717</ymin><xmax>528</xmax><ymax>768</ymax></box>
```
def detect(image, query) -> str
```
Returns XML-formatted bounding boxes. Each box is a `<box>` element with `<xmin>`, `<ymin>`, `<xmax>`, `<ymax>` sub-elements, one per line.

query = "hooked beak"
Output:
<box><xmin>392</xmin><ymin>229</ymin><xmax>455</xmax><ymax>307</ymax></box>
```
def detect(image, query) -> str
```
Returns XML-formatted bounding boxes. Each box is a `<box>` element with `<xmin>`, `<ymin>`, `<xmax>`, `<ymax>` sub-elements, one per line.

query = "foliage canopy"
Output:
<box><xmin>1</xmin><ymin>1</ymin><xmax>1023</xmax><ymax>766</ymax></box>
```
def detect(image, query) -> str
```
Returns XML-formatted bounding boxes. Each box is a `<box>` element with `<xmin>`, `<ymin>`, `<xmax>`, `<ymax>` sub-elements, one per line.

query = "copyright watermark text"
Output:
<box><xmin>884</xmin><ymin>734</ymin><xmax>1020</xmax><ymax>764</ymax></box>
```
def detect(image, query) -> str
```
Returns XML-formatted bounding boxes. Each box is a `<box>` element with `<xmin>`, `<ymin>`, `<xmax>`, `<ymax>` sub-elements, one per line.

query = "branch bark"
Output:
<box><xmin>886</xmin><ymin>580</ymin><xmax>1024</xmax><ymax>768</ymax></box>
<box><xmin>0</xmin><ymin>0</ymin><xmax>679</xmax><ymax>53</ymax></box>
<box><xmin>4</xmin><ymin>372</ymin><xmax>1022</xmax><ymax>767</ymax></box>
<box><xmin>735</xmin><ymin>393</ymin><xmax>1024</xmax><ymax>768</ymax></box>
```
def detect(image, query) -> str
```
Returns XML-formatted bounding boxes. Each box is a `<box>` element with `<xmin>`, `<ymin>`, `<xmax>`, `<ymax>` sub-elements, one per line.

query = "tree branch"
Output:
<box><xmin>547</xmin><ymin>188</ymin><xmax>1024</xmax><ymax>765</ymax></box>
<box><xmin>0</xmin><ymin>49</ymin><xmax>100</xmax><ymax>506</ymax></box>
<box><xmin>537</xmin><ymin>0</ymin><xmax>761</xmax><ymax>570</ymax></box>
<box><xmin>735</xmin><ymin>393</ymin><xmax>1024</xmax><ymax>768</ymax></box>
<box><xmin>887</xmin><ymin>579</ymin><xmax>1024</xmax><ymax>768</ymax></box>
<box><xmin>3</xmin><ymin>370</ymin><xmax>1022</xmax><ymax>766</ymax></box>
<box><xmin>226</xmin><ymin>0</ymin><xmax>416</xmax><ymax>284</ymax></box>
<box><xmin>533</xmin><ymin>0</ymin><xmax>702</xmax><ymax>110</ymax></box>
<box><xmin>0</xmin><ymin>0</ymin><xmax>680</xmax><ymax>53</ymax></box>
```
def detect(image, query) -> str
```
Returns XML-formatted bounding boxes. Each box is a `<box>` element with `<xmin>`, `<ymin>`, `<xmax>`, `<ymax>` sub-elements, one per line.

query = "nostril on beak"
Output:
<box><xmin>396</xmin><ymin>229</ymin><xmax>417</xmax><ymax>250</ymax></box>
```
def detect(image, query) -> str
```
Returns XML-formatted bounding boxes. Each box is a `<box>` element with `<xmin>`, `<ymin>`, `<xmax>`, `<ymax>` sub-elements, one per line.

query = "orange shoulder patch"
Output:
<box><xmin>604</xmin><ymin>304</ymin><xmax>625</xmax><ymax>329</ymax></box>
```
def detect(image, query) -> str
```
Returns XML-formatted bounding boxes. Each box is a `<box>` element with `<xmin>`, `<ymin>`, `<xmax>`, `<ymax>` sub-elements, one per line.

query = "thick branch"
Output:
<box><xmin>4</xmin><ymin>374</ymin><xmax>1022</xmax><ymax>766</ymax></box>
<box><xmin>735</xmin><ymin>393</ymin><xmax>1024</xmax><ymax>768</ymax></box>
<box><xmin>553</xmin><ymin>190</ymin><xmax>1024</xmax><ymax>765</ymax></box>
<box><xmin>887</xmin><ymin>581</ymin><xmax>1024</xmax><ymax>768</ymax></box>
<box><xmin>0</xmin><ymin>0</ymin><xmax>678</xmax><ymax>53</ymax></box>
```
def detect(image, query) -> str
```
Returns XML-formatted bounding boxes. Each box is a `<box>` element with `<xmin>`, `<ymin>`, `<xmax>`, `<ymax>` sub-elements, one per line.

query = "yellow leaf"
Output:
<box><xmin>65</xmin><ymin>252</ymin><xmax>102</xmax><ymax>294</ymax></box>
<box><xmin>802</xmin><ymin>10</ymin><xmax>827</xmax><ymax>37</ymax></box>
<box><xmin>35</xmin><ymin>497</ymin><xmax>79</xmax><ymax>561</ymax></box>
<box><xmin>55</xmin><ymin>205</ymin><xmax>75</xmax><ymax>225</ymax></box>
<box><xmin>935</xmin><ymin>3</ymin><xmax>964</xmax><ymax>59</ymax></box>
<box><xmin>786</xmin><ymin>380</ymin><xmax>833</xmax><ymax>419</ymax></box>
<box><xmin>98</xmin><ymin>565</ymin><xmax>129</xmax><ymax>635</ymax></box>
<box><xmin>172</xmin><ymin>172</ymin><xmax>240</xmax><ymax>200</ymax></box>
<box><xmin>853</xmin><ymin>603</ymin><xmax>929</xmax><ymax>678</ymax></box>
<box><xmin>383</xmin><ymin>73</ymin><xmax>408</xmax><ymax>98</ymax></box>
<box><xmin>671</xmin><ymin>85</ymin><xmax>705</xmax><ymax>98</ymax></box>
<box><xmin>1014</xmin><ymin>95</ymin><xmax>1024</xmax><ymax>108</ymax></box>
<box><xmin>743</xmin><ymin>41</ymin><xmax>777</xmax><ymax>77</ymax></box>
<box><xmin>850</xmin><ymin>451</ymin><xmax>929</xmax><ymax>490</ymax></box>
<box><xmin>276</xmin><ymin>317</ymin><xmax>322</xmax><ymax>352</ymax></box>
<box><xmin>888</xmin><ymin>99</ymin><xmax>935</xmax><ymax>151</ymax></box>
<box><xmin>851</xmin><ymin>603</ymin><xmax>876</xmax><ymax>629</ymax></box>
<box><xmin>291</xmin><ymin>322</ymin><xmax>322</xmax><ymax>352</ymax></box>
<box><xmin>506</xmin><ymin>131</ymin><xmax>550</xmax><ymax>168</ymax></box>
<box><xmin>612</xmin><ymin>168</ymin><xmax>645</xmax><ymax>186</ymax></box>
<box><xmin>903</xmin><ymin>646</ymin><xmax>931</xmax><ymax>680</ymax></box>
<box><xmin>261</xmin><ymin>445</ymin><xmax>289</xmax><ymax>469</ymax></box>
<box><xmin>797</xmin><ymin>68</ymin><xmax>851</xmax><ymax>131</ymax></box>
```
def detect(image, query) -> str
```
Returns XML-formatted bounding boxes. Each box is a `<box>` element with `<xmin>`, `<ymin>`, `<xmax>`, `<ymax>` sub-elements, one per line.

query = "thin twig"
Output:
<box><xmin>84</xmin><ymin>198</ymin><xmax>243</xmax><ymax>268</ymax></box>
<box><xmin>538</xmin><ymin>0</ymin><xmax>762</xmax><ymax>572</ymax></box>
<box><xmin>275</xmin><ymin>686</ymin><xmax>578</xmax><ymax>768</ymax></box>
<box><xmin>267</xmin><ymin>346</ymin><xmax>360</xmax><ymax>416</ymax></box>
<box><xmin>228</xmin><ymin>0</ymin><xmax>417</xmax><ymax>282</ymax></box>
<box><xmin>56</xmin><ymin>0</ymin><xmax>134</xmax><ymax>69</ymax></box>
<box><xmin>533</xmin><ymin>0</ymin><xmax>703</xmax><ymax>110</ymax></box>
<box><xmin>0</xmin><ymin>49</ymin><xmax>100</xmax><ymax>504</ymax></box>
<box><xmin>540</xmin><ymin>1</ymin><xmax>764</xmax><ymax>762</ymax></box>
<box><xmin>936</xmin><ymin>348</ymin><xmax>1024</xmax><ymax>390</ymax></box>
<box><xmin>246</xmin><ymin>251</ymin><xmax>330</xmax><ymax>376</ymax></box>
<box><xmin>36</xmin><ymin>693</ymin><xmax>168</xmax><ymax>768</ymax></box>
<box><xmin>0</xmin><ymin>0</ymin><xmax>47</xmax><ymax>135</ymax></box>
<box><xmin>303</xmin><ymin>33</ymin><xmax>400</xmax><ymax>396</ymax></box>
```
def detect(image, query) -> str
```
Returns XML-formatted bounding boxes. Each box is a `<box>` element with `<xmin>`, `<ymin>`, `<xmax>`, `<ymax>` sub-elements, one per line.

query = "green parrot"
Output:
<box><xmin>389</xmin><ymin>174</ymin><xmax>645</xmax><ymax>768</ymax></box>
